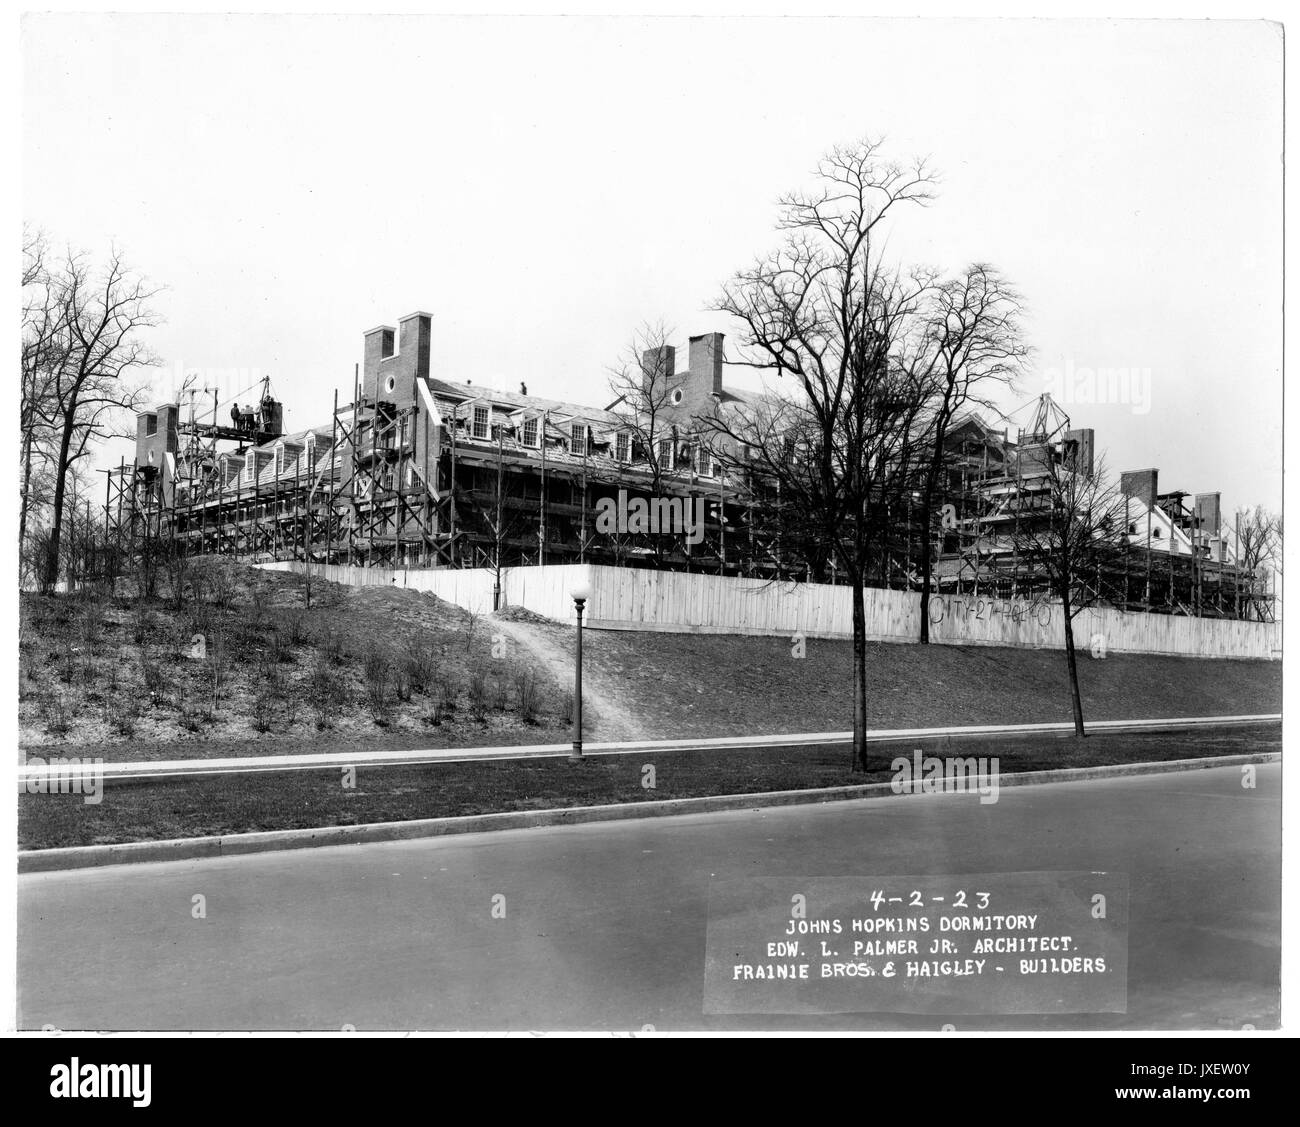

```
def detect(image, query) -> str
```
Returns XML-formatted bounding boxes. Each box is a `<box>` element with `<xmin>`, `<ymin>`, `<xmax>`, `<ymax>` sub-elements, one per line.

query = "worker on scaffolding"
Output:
<box><xmin>230</xmin><ymin>404</ymin><xmax>256</xmax><ymax>434</ymax></box>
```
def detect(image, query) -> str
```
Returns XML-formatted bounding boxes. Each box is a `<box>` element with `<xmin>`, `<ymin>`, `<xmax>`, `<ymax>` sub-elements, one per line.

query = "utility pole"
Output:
<box><xmin>539</xmin><ymin>411</ymin><xmax>547</xmax><ymax>566</ymax></box>
<box><xmin>494</xmin><ymin>422</ymin><xmax>504</xmax><ymax>610</ymax></box>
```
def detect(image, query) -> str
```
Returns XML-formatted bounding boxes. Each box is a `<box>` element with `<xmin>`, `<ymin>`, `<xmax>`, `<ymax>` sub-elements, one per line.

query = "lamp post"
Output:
<box><xmin>569</xmin><ymin>577</ymin><xmax>592</xmax><ymax>759</ymax></box>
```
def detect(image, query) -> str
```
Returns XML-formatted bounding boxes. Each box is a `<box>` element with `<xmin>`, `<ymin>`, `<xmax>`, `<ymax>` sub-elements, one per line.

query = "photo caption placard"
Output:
<box><xmin>704</xmin><ymin>871</ymin><xmax>1128</xmax><ymax>1015</ymax></box>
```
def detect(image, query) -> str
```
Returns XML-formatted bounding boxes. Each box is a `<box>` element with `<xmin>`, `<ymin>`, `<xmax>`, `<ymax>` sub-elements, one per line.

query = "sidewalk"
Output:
<box><xmin>16</xmin><ymin>713</ymin><xmax>1281</xmax><ymax>784</ymax></box>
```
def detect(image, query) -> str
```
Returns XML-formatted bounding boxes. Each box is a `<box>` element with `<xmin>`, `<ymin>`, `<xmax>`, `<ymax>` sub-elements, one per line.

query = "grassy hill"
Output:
<box><xmin>19</xmin><ymin>558</ymin><xmax>578</xmax><ymax>757</ymax></box>
<box><xmin>19</xmin><ymin>558</ymin><xmax>1282</xmax><ymax>762</ymax></box>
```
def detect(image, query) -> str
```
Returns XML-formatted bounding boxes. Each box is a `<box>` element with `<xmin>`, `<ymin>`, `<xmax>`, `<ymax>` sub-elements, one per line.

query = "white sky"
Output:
<box><xmin>21</xmin><ymin>14</ymin><xmax>1283</xmax><ymax>513</ymax></box>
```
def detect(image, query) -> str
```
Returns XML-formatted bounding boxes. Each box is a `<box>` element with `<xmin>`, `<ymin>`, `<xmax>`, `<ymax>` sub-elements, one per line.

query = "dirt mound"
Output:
<box><xmin>492</xmin><ymin>604</ymin><xmax>556</xmax><ymax>625</ymax></box>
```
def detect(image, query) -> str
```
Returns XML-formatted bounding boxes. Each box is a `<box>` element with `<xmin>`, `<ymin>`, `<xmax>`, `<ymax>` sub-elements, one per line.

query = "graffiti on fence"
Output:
<box><xmin>928</xmin><ymin>595</ymin><xmax>1056</xmax><ymax>630</ymax></box>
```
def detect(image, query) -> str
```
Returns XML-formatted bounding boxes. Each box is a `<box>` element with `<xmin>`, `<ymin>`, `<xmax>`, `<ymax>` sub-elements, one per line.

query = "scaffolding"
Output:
<box><xmin>105</xmin><ymin>382</ymin><xmax>1274</xmax><ymax>622</ymax></box>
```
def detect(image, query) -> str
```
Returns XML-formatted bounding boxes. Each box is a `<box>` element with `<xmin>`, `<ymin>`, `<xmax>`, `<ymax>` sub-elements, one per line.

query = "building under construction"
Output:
<box><xmin>103</xmin><ymin>310</ymin><xmax>1275</xmax><ymax>621</ymax></box>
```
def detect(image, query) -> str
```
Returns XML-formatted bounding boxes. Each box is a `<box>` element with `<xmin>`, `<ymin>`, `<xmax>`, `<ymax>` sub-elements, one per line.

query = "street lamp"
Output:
<box><xmin>569</xmin><ymin>577</ymin><xmax>592</xmax><ymax>759</ymax></box>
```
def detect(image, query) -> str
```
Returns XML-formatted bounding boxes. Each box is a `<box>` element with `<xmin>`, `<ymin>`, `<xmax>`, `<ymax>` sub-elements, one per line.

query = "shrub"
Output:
<box><xmin>282</xmin><ymin>690</ymin><xmax>300</xmax><ymax>730</ymax></box>
<box><xmin>403</xmin><ymin>640</ymin><xmax>437</xmax><ymax>695</ymax></box>
<box><xmin>57</xmin><ymin>645</ymin><xmax>78</xmax><ymax>685</ymax></box>
<box><xmin>514</xmin><ymin>668</ymin><xmax>540</xmax><ymax>724</ymax></box>
<box><xmin>78</xmin><ymin>601</ymin><xmax>104</xmax><ymax>653</ymax></box>
<box><xmin>310</xmin><ymin>659</ymin><xmax>344</xmax><ymax>730</ymax></box>
<box><xmin>44</xmin><ymin>699</ymin><xmax>72</xmax><ymax>738</ymax></box>
<box><xmin>252</xmin><ymin>687</ymin><xmax>276</xmax><ymax>733</ymax></box>
<box><xmin>109</xmin><ymin>701</ymin><xmax>139</xmax><ymax>738</ymax></box>
<box><xmin>269</xmin><ymin>628</ymin><xmax>294</xmax><ymax>665</ymax></box>
<box><xmin>249</xmin><ymin>588</ymin><xmax>270</xmax><ymax>625</ymax></box>
<box><xmin>207</xmin><ymin>568</ymin><xmax>234</xmax><ymax>609</ymax></box>
<box><xmin>178</xmin><ymin>698</ymin><xmax>202</xmax><ymax>733</ymax></box>
<box><xmin>278</xmin><ymin>609</ymin><xmax>309</xmax><ymax>647</ymax></box>
<box><xmin>140</xmin><ymin>650</ymin><xmax>172</xmax><ymax>705</ymax></box>
<box><xmin>394</xmin><ymin>665</ymin><xmax>413</xmax><ymax>703</ymax></box>
<box><xmin>557</xmin><ymin>691</ymin><xmax>575</xmax><ymax>726</ymax></box>
<box><xmin>257</xmin><ymin>651</ymin><xmax>285</xmax><ymax>694</ymax></box>
<box><xmin>467</xmin><ymin>666</ymin><xmax>489</xmax><ymax>719</ymax></box>
<box><xmin>363</xmin><ymin>648</ymin><xmax>390</xmax><ymax>708</ymax></box>
<box><xmin>131</xmin><ymin>601</ymin><xmax>153</xmax><ymax>645</ymax></box>
<box><xmin>320</xmin><ymin>627</ymin><xmax>346</xmax><ymax>666</ymax></box>
<box><xmin>435</xmin><ymin>666</ymin><xmax>459</xmax><ymax>713</ymax></box>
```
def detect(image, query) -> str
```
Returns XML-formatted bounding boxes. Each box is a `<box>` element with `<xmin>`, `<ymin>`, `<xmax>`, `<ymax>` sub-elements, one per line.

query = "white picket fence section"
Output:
<box><xmin>259</xmin><ymin>562</ymin><xmax>1280</xmax><ymax>660</ymax></box>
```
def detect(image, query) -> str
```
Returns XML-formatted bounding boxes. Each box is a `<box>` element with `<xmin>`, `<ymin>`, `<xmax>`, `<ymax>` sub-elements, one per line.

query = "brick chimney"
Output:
<box><xmin>640</xmin><ymin>345</ymin><xmax>675</xmax><ymax>396</ymax></box>
<box><xmin>1120</xmin><ymin>468</ymin><xmax>1159</xmax><ymax>509</ymax></box>
<box><xmin>688</xmin><ymin>333</ymin><xmax>724</xmax><ymax>397</ymax></box>
<box><xmin>362</xmin><ymin>312</ymin><xmax>432</xmax><ymax>404</ymax></box>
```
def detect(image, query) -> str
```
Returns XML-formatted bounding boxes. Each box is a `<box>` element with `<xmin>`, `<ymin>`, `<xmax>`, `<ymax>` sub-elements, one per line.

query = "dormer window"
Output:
<box><xmin>615</xmin><ymin>432</ymin><xmax>630</xmax><ymax>462</ymax></box>
<box><xmin>570</xmin><ymin>422</ymin><xmax>590</xmax><ymax>456</ymax></box>
<box><xmin>656</xmin><ymin>439</ymin><xmax>671</xmax><ymax>470</ymax></box>
<box><xmin>522</xmin><ymin>417</ymin><xmax>538</xmax><ymax>447</ymax></box>
<box><xmin>472</xmin><ymin>406</ymin><xmax>489</xmax><ymax>439</ymax></box>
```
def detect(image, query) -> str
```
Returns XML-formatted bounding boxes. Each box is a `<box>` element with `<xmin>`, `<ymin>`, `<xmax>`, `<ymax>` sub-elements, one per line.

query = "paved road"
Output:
<box><xmin>18</xmin><ymin>762</ymin><xmax>1280</xmax><ymax>1031</ymax></box>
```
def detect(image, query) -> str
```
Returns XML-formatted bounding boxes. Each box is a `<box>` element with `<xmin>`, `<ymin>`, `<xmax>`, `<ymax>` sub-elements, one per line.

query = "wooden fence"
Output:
<box><xmin>259</xmin><ymin>562</ymin><xmax>1280</xmax><ymax>660</ymax></box>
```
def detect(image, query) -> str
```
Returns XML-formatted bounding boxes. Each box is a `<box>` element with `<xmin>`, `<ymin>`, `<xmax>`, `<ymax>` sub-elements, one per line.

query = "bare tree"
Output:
<box><xmin>913</xmin><ymin>264</ymin><xmax>1027</xmax><ymax>640</ymax></box>
<box><xmin>1234</xmin><ymin>505</ymin><xmax>1282</xmax><ymax>621</ymax></box>
<box><xmin>471</xmin><ymin>422</ymin><xmax>535</xmax><ymax>608</ymax></box>
<box><xmin>1007</xmin><ymin>452</ymin><xmax>1128</xmax><ymax>737</ymax></box>
<box><xmin>605</xmin><ymin>319</ymin><xmax>682</xmax><ymax>564</ymax></box>
<box><xmin>701</xmin><ymin>138</ymin><xmax>940</xmax><ymax>772</ymax></box>
<box><xmin>20</xmin><ymin>229</ymin><xmax>67</xmax><ymax>562</ymax></box>
<box><xmin>31</xmin><ymin>245</ymin><xmax>162</xmax><ymax>593</ymax></box>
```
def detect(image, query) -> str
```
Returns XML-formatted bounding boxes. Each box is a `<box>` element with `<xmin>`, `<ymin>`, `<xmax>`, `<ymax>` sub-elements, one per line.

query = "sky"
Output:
<box><xmin>21</xmin><ymin>14</ymin><xmax>1283</xmax><ymax>514</ymax></box>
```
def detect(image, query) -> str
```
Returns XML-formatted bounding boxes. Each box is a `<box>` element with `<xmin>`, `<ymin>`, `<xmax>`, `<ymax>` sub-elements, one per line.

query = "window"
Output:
<box><xmin>657</xmin><ymin>439</ymin><xmax>671</xmax><ymax>470</ymax></box>
<box><xmin>473</xmin><ymin>406</ymin><xmax>489</xmax><ymax>439</ymax></box>
<box><xmin>398</xmin><ymin>415</ymin><xmax>410</xmax><ymax>447</ymax></box>
<box><xmin>522</xmin><ymin>417</ymin><xmax>538</xmax><ymax>447</ymax></box>
<box><xmin>144</xmin><ymin>414</ymin><xmax>157</xmax><ymax>437</ymax></box>
<box><xmin>570</xmin><ymin>422</ymin><xmax>589</xmax><ymax>456</ymax></box>
<box><xmin>695</xmin><ymin>445</ymin><xmax>712</xmax><ymax>476</ymax></box>
<box><xmin>615</xmin><ymin>432</ymin><xmax>630</xmax><ymax>462</ymax></box>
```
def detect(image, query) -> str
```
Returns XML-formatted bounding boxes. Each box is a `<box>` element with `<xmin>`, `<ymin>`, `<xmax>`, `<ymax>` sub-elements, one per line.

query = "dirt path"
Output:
<box><xmin>489</xmin><ymin>616</ymin><xmax>648</xmax><ymax>741</ymax></box>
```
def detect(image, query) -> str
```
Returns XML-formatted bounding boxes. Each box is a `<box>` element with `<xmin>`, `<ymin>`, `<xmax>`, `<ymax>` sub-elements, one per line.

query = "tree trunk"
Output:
<box><xmin>42</xmin><ymin>407</ymin><xmax>78</xmax><ymax>594</ymax></box>
<box><xmin>851</xmin><ymin>575</ymin><xmax>869</xmax><ymax>772</ymax></box>
<box><xmin>918</xmin><ymin>493</ymin><xmax>934</xmax><ymax>643</ymax></box>
<box><xmin>19</xmin><ymin>424</ymin><xmax>35</xmax><ymax>549</ymax></box>
<box><xmin>1061</xmin><ymin>592</ymin><xmax>1086</xmax><ymax>737</ymax></box>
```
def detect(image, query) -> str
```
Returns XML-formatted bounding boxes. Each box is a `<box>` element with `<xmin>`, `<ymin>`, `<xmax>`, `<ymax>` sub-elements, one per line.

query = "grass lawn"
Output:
<box><xmin>19</xmin><ymin>723</ymin><xmax>1279</xmax><ymax>851</ymax></box>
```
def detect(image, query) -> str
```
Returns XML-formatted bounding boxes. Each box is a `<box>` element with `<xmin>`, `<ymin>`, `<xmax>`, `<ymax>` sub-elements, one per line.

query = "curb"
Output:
<box><xmin>18</xmin><ymin>750</ymin><xmax>1279</xmax><ymax>874</ymax></box>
